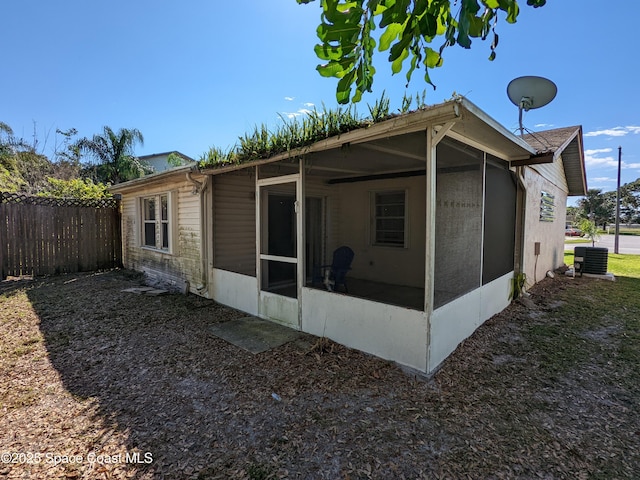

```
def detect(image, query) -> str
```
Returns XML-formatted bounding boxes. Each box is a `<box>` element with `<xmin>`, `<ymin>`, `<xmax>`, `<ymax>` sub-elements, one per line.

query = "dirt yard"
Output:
<box><xmin>0</xmin><ymin>269</ymin><xmax>638</xmax><ymax>479</ymax></box>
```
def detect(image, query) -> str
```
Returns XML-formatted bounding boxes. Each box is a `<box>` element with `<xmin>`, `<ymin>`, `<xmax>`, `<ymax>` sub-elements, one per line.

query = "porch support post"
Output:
<box><xmin>425</xmin><ymin>121</ymin><xmax>455</xmax><ymax>371</ymax></box>
<box><xmin>255</xmin><ymin>166</ymin><xmax>262</xmax><ymax>309</ymax></box>
<box><xmin>424</xmin><ymin>126</ymin><xmax>437</xmax><ymax>370</ymax></box>
<box><xmin>297</xmin><ymin>157</ymin><xmax>305</xmax><ymax>328</ymax></box>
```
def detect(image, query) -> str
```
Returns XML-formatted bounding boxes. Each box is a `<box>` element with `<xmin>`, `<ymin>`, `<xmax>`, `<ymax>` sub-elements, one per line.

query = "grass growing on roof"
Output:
<box><xmin>197</xmin><ymin>90</ymin><xmax>429</xmax><ymax>169</ymax></box>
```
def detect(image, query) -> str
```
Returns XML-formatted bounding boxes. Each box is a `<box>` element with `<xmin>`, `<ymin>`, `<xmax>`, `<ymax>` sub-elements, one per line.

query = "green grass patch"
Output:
<box><xmin>614</xmin><ymin>228</ymin><xmax>640</xmax><ymax>236</ymax></box>
<box><xmin>525</xmin><ymin>253</ymin><xmax>640</xmax><ymax>387</ymax></box>
<box><xmin>564</xmin><ymin>252</ymin><xmax>640</xmax><ymax>278</ymax></box>
<box><xmin>564</xmin><ymin>238</ymin><xmax>590</xmax><ymax>244</ymax></box>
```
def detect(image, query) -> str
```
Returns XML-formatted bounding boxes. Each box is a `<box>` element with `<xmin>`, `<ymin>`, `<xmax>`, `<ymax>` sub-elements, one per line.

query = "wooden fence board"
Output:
<box><xmin>0</xmin><ymin>192</ymin><xmax>122</xmax><ymax>279</ymax></box>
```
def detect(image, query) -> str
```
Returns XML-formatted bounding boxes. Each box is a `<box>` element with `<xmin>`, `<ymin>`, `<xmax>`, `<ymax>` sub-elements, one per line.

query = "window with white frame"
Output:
<box><xmin>372</xmin><ymin>190</ymin><xmax>406</xmax><ymax>247</ymax></box>
<box><xmin>141</xmin><ymin>193</ymin><xmax>171</xmax><ymax>251</ymax></box>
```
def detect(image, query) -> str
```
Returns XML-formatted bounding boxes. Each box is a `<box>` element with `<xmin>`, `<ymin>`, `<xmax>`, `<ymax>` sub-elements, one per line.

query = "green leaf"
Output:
<box><xmin>379</xmin><ymin>22</ymin><xmax>404</xmax><ymax>51</ymax></box>
<box><xmin>388</xmin><ymin>28</ymin><xmax>413</xmax><ymax>61</ymax></box>
<box><xmin>336</xmin><ymin>68</ymin><xmax>357</xmax><ymax>104</ymax></box>
<box><xmin>317</xmin><ymin>61</ymin><xmax>347</xmax><ymax>78</ymax></box>
<box><xmin>380</xmin><ymin>0</ymin><xmax>411</xmax><ymax>28</ymax></box>
<box><xmin>417</xmin><ymin>11</ymin><xmax>438</xmax><ymax>39</ymax></box>
<box><xmin>422</xmin><ymin>66</ymin><xmax>437</xmax><ymax>89</ymax></box>
<box><xmin>424</xmin><ymin>47</ymin><xmax>442</xmax><ymax>68</ymax></box>
<box><xmin>406</xmin><ymin>54</ymin><xmax>419</xmax><ymax>84</ymax></box>
<box><xmin>467</xmin><ymin>16</ymin><xmax>486</xmax><ymax>38</ymax></box>
<box><xmin>391</xmin><ymin>47</ymin><xmax>409</xmax><ymax>74</ymax></box>
<box><xmin>498</xmin><ymin>0</ymin><xmax>520</xmax><ymax>23</ymax></box>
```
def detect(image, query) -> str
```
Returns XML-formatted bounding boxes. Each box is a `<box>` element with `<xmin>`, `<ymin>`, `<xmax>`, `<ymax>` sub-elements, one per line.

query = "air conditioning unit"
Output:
<box><xmin>574</xmin><ymin>246</ymin><xmax>608</xmax><ymax>276</ymax></box>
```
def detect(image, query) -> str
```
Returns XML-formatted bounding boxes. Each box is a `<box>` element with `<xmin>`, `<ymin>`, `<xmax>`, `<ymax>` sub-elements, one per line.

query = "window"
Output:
<box><xmin>373</xmin><ymin>190</ymin><xmax>406</xmax><ymax>247</ymax></box>
<box><xmin>141</xmin><ymin>194</ymin><xmax>171</xmax><ymax>251</ymax></box>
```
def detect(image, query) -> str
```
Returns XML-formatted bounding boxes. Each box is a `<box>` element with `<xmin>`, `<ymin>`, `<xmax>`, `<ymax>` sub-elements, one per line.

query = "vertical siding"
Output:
<box><xmin>120</xmin><ymin>178</ymin><xmax>202</xmax><ymax>292</ymax></box>
<box><xmin>212</xmin><ymin>170</ymin><xmax>256</xmax><ymax>276</ymax></box>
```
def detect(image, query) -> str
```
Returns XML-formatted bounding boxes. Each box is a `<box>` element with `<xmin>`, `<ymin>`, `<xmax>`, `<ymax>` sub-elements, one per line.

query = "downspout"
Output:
<box><xmin>186</xmin><ymin>170</ymin><xmax>210</xmax><ymax>295</ymax></box>
<box><xmin>515</xmin><ymin>166</ymin><xmax>527</xmax><ymax>277</ymax></box>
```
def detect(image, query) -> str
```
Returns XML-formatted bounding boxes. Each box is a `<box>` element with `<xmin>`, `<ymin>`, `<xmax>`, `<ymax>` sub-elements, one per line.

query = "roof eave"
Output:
<box><xmin>109</xmin><ymin>164</ymin><xmax>198</xmax><ymax>193</ymax></box>
<box><xmin>199</xmin><ymin>98</ymin><xmax>537</xmax><ymax>175</ymax></box>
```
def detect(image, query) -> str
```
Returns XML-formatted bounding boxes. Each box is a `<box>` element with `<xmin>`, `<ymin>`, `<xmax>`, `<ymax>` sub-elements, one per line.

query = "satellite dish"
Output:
<box><xmin>507</xmin><ymin>76</ymin><xmax>557</xmax><ymax>136</ymax></box>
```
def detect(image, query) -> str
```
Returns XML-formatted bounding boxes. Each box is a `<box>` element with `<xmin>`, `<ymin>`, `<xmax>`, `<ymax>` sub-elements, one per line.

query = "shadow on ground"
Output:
<box><xmin>8</xmin><ymin>269</ymin><xmax>638</xmax><ymax>479</ymax></box>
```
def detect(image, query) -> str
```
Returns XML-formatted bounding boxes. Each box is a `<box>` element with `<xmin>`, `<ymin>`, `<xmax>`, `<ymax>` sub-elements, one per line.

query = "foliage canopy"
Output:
<box><xmin>297</xmin><ymin>0</ymin><xmax>546</xmax><ymax>103</ymax></box>
<box><xmin>37</xmin><ymin>177</ymin><xmax>112</xmax><ymax>200</ymax></box>
<box><xmin>76</xmin><ymin>126</ymin><xmax>150</xmax><ymax>184</ymax></box>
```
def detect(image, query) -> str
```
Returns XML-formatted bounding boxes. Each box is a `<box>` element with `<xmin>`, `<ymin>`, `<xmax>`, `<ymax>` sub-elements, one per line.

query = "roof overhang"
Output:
<box><xmin>198</xmin><ymin>97</ymin><xmax>537</xmax><ymax>176</ymax></box>
<box><xmin>523</xmin><ymin>126</ymin><xmax>587</xmax><ymax>196</ymax></box>
<box><xmin>109</xmin><ymin>164</ymin><xmax>200</xmax><ymax>194</ymax></box>
<box><xmin>111</xmin><ymin>97</ymin><xmax>586</xmax><ymax>197</ymax></box>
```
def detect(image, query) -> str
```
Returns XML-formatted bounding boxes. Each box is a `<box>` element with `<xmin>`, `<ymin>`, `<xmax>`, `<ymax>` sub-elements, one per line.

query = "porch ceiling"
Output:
<box><xmin>305</xmin><ymin>131</ymin><xmax>428</xmax><ymax>179</ymax></box>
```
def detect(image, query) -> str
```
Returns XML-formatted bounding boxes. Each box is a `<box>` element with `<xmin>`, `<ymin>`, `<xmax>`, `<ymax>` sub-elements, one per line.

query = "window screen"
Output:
<box><xmin>482</xmin><ymin>160</ymin><xmax>516</xmax><ymax>284</ymax></box>
<box><xmin>434</xmin><ymin>139</ymin><xmax>483</xmax><ymax>308</ymax></box>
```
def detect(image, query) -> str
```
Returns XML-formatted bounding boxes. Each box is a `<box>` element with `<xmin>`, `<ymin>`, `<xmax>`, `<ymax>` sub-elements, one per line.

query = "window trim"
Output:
<box><xmin>371</xmin><ymin>189</ymin><xmax>408</xmax><ymax>248</ymax></box>
<box><xmin>139</xmin><ymin>192</ymin><xmax>173</xmax><ymax>253</ymax></box>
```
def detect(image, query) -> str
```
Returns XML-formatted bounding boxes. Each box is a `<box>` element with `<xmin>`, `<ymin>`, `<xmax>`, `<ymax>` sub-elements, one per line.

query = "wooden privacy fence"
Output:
<box><xmin>0</xmin><ymin>192</ymin><xmax>122</xmax><ymax>279</ymax></box>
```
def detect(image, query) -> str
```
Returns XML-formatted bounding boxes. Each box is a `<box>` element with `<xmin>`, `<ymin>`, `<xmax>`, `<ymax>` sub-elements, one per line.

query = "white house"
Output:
<box><xmin>111</xmin><ymin>97</ymin><xmax>586</xmax><ymax>374</ymax></box>
<box><xmin>138</xmin><ymin>151</ymin><xmax>196</xmax><ymax>174</ymax></box>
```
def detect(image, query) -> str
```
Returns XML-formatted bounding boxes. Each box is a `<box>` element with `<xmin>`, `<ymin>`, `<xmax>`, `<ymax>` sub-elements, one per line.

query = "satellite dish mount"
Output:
<box><xmin>507</xmin><ymin>76</ymin><xmax>557</xmax><ymax>136</ymax></box>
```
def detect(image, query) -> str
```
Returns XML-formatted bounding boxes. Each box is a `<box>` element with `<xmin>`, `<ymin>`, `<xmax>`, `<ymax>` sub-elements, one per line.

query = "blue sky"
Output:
<box><xmin>2</xmin><ymin>1</ymin><xmax>639</xmax><ymax>202</ymax></box>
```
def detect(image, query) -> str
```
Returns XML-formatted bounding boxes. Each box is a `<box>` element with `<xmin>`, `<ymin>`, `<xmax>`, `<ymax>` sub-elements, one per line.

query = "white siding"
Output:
<box><xmin>120</xmin><ymin>178</ymin><xmax>202</xmax><ymax>293</ymax></box>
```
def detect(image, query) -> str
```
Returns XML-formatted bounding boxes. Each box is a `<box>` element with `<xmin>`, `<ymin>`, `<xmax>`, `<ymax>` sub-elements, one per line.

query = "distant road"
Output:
<box><xmin>565</xmin><ymin>234</ymin><xmax>640</xmax><ymax>255</ymax></box>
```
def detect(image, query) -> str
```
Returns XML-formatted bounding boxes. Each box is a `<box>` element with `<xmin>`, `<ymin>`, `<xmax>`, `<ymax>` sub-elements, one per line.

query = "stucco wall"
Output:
<box><xmin>120</xmin><ymin>178</ymin><xmax>202</xmax><ymax>293</ymax></box>
<box><xmin>522</xmin><ymin>162</ymin><xmax>568</xmax><ymax>284</ymax></box>
<box><xmin>336</xmin><ymin>175</ymin><xmax>426</xmax><ymax>288</ymax></box>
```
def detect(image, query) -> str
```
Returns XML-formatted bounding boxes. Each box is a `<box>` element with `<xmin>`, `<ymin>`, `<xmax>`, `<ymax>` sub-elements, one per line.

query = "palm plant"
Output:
<box><xmin>76</xmin><ymin>127</ymin><xmax>149</xmax><ymax>184</ymax></box>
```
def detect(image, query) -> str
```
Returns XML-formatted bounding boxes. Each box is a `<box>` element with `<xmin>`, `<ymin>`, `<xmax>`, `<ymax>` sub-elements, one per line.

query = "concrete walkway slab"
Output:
<box><xmin>209</xmin><ymin>317</ymin><xmax>303</xmax><ymax>354</ymax></box>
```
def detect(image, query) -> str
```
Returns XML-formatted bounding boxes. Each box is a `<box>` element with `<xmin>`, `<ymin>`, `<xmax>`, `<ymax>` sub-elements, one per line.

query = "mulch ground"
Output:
<box><xmin>0</xmin><ymin>269</ymin><xmax>638</xmax><ymax>479</ymax></box>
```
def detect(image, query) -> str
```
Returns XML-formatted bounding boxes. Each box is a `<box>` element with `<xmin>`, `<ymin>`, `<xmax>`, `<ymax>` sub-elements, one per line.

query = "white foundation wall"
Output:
<box><xmin>301</xmin><ymin>287</ymin><xmax>428</xmax><ymax>371</ymax></box>
<box><xmin>211</xmin><ymin>268</ymin><xmax>258</xmax><ymax>316</ymax></box>
<box><xmin>428</xmin><ymin>271</ymin><xmax>512</xmax><ymax>372</ymax></box>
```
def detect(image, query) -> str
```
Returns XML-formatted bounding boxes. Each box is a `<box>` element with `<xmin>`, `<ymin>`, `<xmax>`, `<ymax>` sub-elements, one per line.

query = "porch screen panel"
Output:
<box><xmin>213</xmin><ymin>171</ymin><xmax>257</xmax><ymax>276</ymax></box>
<box><xmin>482</xmin><ymin>159</ymin><xmax>516</xmax><ymax>284</ymax></box>
<box><xmin>434</xmin><ymin>139</ymin><xmax>483</xmax><ymax>308</ymax></box>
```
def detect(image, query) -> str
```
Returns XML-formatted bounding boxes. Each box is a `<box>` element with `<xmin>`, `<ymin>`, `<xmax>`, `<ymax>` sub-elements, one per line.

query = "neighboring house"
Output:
<box><xmin>110</xmin><ymin>97</ymin><xmax>586</xmax><ymax>374</ymax></box>
<box><xmin>139</xmin><ymin>151</ymin><xmax>196</xmax><ymax>174</ymax></box>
